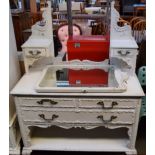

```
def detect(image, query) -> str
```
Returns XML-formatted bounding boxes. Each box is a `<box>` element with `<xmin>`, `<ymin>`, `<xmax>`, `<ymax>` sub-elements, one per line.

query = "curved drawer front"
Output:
<box><xmin>78</xmin><ymin>99</ymin><xmax>138</xmax><ymax>109</ymax></box>
<box><xmin>111</xmin><ymin>49</ymin><xmax>138</xmax><ymax>57</ymax></box>
<box><xmin>19</xmin><ymin>97</ymin><xmax>76</xmax><ymax>108</ymax></box>
<box><xmin>22</xmin><ymin>109</ymin><xmax>135</xmax><ymax>125</ymax></box>
<box><xmin>24</xmin><ymin>48</ymin><xmax>46</xmax><ymax>58</ymax></box>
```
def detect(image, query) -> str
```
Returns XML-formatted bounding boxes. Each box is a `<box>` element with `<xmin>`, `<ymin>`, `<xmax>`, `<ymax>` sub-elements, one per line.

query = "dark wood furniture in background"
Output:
<box><xmin>30</xmin><ymin>0</ymin><xmax>37</xmax><ymax>13</ymax></box>
<box><xmin>11</xmin><ymin>12</ymin><xmax>33</xmax><ymax>51</ymax></box>
<box><xmin>133</xmin><ymin>5</ymin><xmax>146</xmax><ymax>16</ymax></box>
<box><xmin>120</xmin><ymin>0</ymin><xmax>139</xmax><ymax>15</ymax></box>
<box><xmin>11</xmin><ymin>12</ymin><xmax>42</xmax><ymax>51</ymax></box>
<box><xmin>11</xmin><ymin>0</ymin><xmax>42</xmax><ymax>51</ymax></box>
<box><xmin>114</xmin><ymin>0</ymin><xmax>120</xmax><ymax>13</ymax></box>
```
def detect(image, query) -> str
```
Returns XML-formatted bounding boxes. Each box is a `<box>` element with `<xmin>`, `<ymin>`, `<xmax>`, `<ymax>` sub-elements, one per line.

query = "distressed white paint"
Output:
<box><xmin>22</xmin><ymin>1</ymin><xmax>55</xmax><ymax>73</ymax></box>
<box><xmin>9</xmin><ymin>114</ymin><xmax>21</xmax><ymax>155</ymax></box>
<box><xmin>10</xmin><ymin>1</ymin><xmax>144</xmax><ymax>155</ymax></box>
<box><xmin>10</xmin><ymin>70</ymin><xmax>144</xmax><ymax>97</ymax></box>
<box><xmin>11</xmin><ymin>69</ymin><xmax>143</xmax><ymax>155</ymax></box>
<box><xmin>110</xmin><ymin>1</ymin><xmax>138</xmax><ymax>75</ymax></box>
<box><xmin>13</xmin><ymin>93</ymin><xmax>142</xmax><ymax>155</ymax></box>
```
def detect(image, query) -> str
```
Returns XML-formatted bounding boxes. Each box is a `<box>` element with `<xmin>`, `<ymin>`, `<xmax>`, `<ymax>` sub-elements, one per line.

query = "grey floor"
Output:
<box><xmin>24</xmin><ymin>117</ymin><xmax>146</xmax><ymax>155</ymax></box>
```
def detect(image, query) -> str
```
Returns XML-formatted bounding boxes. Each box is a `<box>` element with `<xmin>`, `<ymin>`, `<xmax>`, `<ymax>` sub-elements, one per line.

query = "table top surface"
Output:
<box><xmin>11</xmin><ymin>68</ymin><xmax>144</xmax><ymax>97</ymax></box>
<box><xmin>22</xmin><ymin>38</ymin><xmax>53</xmax><ymax>48</ymax></box>
<box><xmin>110</xmin><ymin>38</ymin><xmax>138</xmax><ymax>49</ymax></box>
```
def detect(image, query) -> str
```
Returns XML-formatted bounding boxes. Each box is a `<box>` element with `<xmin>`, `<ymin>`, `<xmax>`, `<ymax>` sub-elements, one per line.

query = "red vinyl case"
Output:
<box><xmin>68</xmin><ymin>69</ymin><xmax>108</xmax><ymax>86</ymax></box>
<box><xmin>67</xmin><ymin>35</ymin><xmax>110</xmax><ymax>61</ymax></box>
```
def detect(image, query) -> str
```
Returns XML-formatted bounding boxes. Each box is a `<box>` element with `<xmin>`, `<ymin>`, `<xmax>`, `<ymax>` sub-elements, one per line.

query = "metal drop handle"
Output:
<box><xmin>118</xmin><ymin>50</ymin><xmax>130</xmax><ymax>56</ymax></box>
<box><xmin>97</xmin><ymin>101</ymin><xmax>118</xmax><ymax>109</ymax></box>
<box><xmin>39</xmin><ymin>114</ymin><xmax>59</xmax><ymax>121</ymax></box>
<box><xmin>97</xmin><ymin>115</ymin><xmax>117</xmax><ymax>123</ymax></box>
<box><xmin>37</xmin><ymin>99</ymin><xmax>58</xmax><ymax>105</ymax></box>
<box><xmin>29</xmin><ymin>50</ymin><xmax>41</xmax><ymax>56</ymax></box>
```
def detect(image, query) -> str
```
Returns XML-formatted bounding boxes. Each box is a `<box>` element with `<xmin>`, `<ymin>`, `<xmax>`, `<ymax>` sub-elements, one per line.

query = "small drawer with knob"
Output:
<box><xmin>24</xmin><ymin>48</ymin><xmax>46</xmax><ymax>58</ymax></box>
<box><xmin>111</xmin><ymin>49</ymin><xmax>138</xmax><ymax>58</ymax></box>
<box><xmin>19</xmin><ymin>97</ymin><xmax>76</xmax><ymax>108</ymax></box>
<box><xmin>21</xmin><ymin>109</ymin><xmax>135</xmax><ymax>125</ymax></box>
<box><xmin>78</xmin><ymin>98</ymin><xmax>138</xmax><ymax>109</ymax></box>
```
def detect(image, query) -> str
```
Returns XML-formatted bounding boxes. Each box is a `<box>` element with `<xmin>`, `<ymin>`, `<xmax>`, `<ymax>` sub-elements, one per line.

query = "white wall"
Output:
<box><xmin>9</xmin><ymin>10</ymin><xmax>21</xmax><ymax>121</ymax></box>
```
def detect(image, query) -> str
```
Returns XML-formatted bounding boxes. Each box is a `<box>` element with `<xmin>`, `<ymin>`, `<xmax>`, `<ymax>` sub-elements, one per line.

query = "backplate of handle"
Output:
<box><xmin>39</xmin><ymin>114</ymin><xmax>59</xmax><ymax>121</ymax></box>
<box><xmin>97</xmin><ymin>101</ymin><xmax>118</xmax><ymax>109</ymax></box>
<box><xmin>118</xmin><ymin>50</ymin><xmax>130</xmax><ymax>56</ymax></box>
<box><xmin>97</xmin><ymin>115</ymin><xmax>117</xmax><ymax>123</ymax></box>
<box><xmin>37</xmin><ymin>99</ymin><xmax>58</xmax><ymax>105</ymax></box>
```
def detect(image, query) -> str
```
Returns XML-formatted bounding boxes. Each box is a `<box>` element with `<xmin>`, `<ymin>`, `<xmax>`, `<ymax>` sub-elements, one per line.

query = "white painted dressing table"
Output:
<box><xmin>11</xmin><ymin>68</ymin><xmax>144</xmax><ymax>155</ymax></box>
<box><xmin>11</xmin><ymin>1</ymin><xmax>144</xmax><ymax>155</ymax></box>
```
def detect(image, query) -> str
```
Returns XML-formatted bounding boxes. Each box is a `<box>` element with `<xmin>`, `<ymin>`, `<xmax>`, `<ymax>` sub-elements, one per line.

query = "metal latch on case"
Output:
<box><xmin>74</xmin><ymin>43</ymin><xmax>80</xmax><ymax>48</ymax></box>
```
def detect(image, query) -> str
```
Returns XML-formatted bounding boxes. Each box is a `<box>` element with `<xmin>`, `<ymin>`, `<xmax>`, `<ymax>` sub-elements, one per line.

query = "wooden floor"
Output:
<box><xmin>25</xmin><ymin>117</ymin><xmax>146</xmax><ymax>155</ymax></box>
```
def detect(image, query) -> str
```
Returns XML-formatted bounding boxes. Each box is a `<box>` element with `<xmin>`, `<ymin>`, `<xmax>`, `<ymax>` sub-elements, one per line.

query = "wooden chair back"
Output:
<box><xmin>133</xmin><ymin>19</ymin><xmax>146</xmax><ymax>43</ymax></box>
<box><xmin>130</xmin><ymin>16</ymin><xmax>145</xmax><ymax>29</ymax></box>
<box><xmin>91</xmin><ymin>21</ymin><xmax>108</xmax><ymax>35</ymax></box>
<box><xmin>117</xmin><ymin>19</ymin><xmax>130</xmax><ymax>27</ymax></box>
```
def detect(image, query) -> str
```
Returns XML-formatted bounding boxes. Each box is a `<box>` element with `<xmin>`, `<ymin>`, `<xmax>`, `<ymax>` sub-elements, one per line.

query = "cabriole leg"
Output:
<box><xmin>22</xmin><ymin>147</ymin><xmax>32</xmax><ymax>155</ymax></box>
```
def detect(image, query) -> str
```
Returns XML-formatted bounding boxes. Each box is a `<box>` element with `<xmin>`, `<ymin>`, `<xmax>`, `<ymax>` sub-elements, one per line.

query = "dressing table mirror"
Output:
<box><xmin>11</xmin><ymin>1</ymin><xmax>144</xmax><ymax>155</ymax></box>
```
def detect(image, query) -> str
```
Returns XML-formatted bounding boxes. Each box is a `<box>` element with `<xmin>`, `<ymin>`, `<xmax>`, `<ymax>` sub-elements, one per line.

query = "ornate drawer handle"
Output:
<box><xmin>97</xmin><ymin>101</ymin><xmax>118</xmax><ymax>109</ymax></box>
<box><xmin>29</xmin><ymin>50</ymin><xmax>41</xmax><ymax>56</ymax></box>
<box><xmin>39</xmin><ymin>114</ymin><xmax>59</xmax><ymax>121</ymax></box>
<box><xmin>37</xmin><ymin>99</ymin><xmax>58</xmax><ymax>105</ymax></box>
<box><xmin>97</xmin><ymin>115</ymin><xmax>117</xmax><ymax>123</ymax></box>
<box><xmin>118</xmin><ymin>50</ymin><xmax>130</xmax><ymax>56</ymax></box>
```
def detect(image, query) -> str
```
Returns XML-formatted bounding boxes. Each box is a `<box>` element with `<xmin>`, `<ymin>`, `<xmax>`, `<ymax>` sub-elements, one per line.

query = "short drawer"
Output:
<box><xmin>19</xmin><ymin>97</ymin><xmax>76</xmax><ymax>108</ymax></box>
<box><xmin>22</xmin><ymin>109</ymin><xmax>135</xmax><ymax>125</ymax></box>
<box><xmin>24</xmin><ymin>48</ymin><xmax>46</xmax><ymax>58</ymax></box>
<box><xmin>78</xmin><ymin>98</ymin><xmax>138</xmax><ymax>109</ymax></box>
<box><xmin>111</xmin><ymin>49</ymin><xmax>138</xmax><ymax>57</ymax></box>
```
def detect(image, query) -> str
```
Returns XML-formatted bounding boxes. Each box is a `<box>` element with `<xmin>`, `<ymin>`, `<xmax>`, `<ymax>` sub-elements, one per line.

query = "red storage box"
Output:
<box><xmin>68</xmin><ymin>69</ymin><xmax>108</xmax><ymax>86</ymax></box>
<box><xmin>67</xmin><ymin>35</ymin><xmax>110</xmax><ymax>61</ymax></box>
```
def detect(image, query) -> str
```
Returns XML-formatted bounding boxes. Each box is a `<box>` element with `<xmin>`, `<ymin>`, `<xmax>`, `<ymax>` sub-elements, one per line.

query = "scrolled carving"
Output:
<box><xmin>110</xmin><ymin>1</ymin><xmax>132</xmax><ymax>39</ymax></box>
<box><xmin>31</xmin><ymin>1</ymin><xmax>53</xmax><ymax>39</ymax></box>
<box><xmin>53</xmin><ymin>58</ymin><xmax>110</xmax><ymax>70</ymax></box>
<box><xmin>26</xmin><ymin>122</ymin><xmax>130</xmax><ymax>131</ymax></box>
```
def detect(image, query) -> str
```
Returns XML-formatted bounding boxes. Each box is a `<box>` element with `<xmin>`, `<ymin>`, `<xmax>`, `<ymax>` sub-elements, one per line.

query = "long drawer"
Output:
<box><xmin>19</xmin><ymin>97</ymin><xmax>76</xmax><ymax>108</ymax></box>
<box><xmin>78</xmin><ymin>98</ymin><xmax>138</xmax><ymax>109</ymax></box>
<box><xmin>21</xmin><ymin>109</ymin><xmax>135</xmax><ymax>125</ymax></box>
